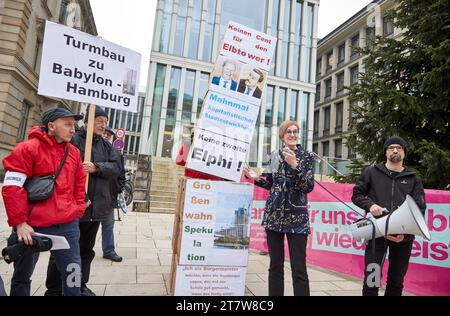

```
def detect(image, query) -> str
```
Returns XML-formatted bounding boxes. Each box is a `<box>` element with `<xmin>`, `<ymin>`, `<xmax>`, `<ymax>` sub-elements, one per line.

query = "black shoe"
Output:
<box><xmin>103</xmin><ymin>251</ymin><xmax>123</xmax><ymax>262</ymax></box>
<box><xmin>81</xmin><ymin>285</ymin><xmax>96</xmax><ymax>296</ymax></box>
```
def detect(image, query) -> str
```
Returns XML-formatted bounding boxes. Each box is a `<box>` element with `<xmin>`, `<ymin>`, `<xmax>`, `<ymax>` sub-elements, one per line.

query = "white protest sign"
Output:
<box><xmin>221</xmin><ymin>21</ymin><xmax>276</xmax><ymax>72</ymax></box>
<box><xmin>174</xmin><ymin>265</ymin><xmax>247</xmax><ymax>296</ymax></box>
<box><xmin>186</xmin><ymin>22</ymin><xmax>276</xmax><ymax>181</ymax></box>
<box><xmin>38</xmin><ymin>21</ymin><xmax>141</xmax><ymax>112</ymax></box>
<box><xmin>188</xmin><ymin>92</ymin><xmax>259</xmax><ymax>181</ymax></box>
<box><xmin>178</xmin><ymin>179</ymin><xmax>253</xmax><ymax>267</ymax></box>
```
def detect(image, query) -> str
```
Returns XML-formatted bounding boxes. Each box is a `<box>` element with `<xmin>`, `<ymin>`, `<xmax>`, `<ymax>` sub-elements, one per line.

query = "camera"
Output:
<box><xmin>1</xmin><ymin>233</ymin><xmax>52</xmax><ymax>264</ymax></box>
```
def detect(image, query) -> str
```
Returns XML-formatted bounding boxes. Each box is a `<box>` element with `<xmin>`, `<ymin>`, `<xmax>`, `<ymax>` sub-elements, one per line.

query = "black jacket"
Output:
<box><xmin>352</xmin><ymin>163</ymin><xmax>426</xmax><ymax>240</ymax></box>
<box><xmin>352</xmin><ymin>163</ymin><xmax>426</xmax><ymax>214</ymax></box>
<box><xmin>71</xmin><ymin>129</ymin><xmax>121</xmax><ymax>222</ymax></box>
<box><xmin>111</xmin><ymin>150</ymin><xmax>126</xmax><ymax>205</ymax></box>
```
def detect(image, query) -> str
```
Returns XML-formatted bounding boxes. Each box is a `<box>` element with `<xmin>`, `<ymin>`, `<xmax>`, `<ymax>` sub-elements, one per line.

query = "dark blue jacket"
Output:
<box><xmin>254</xmin><ymin>144</ymin><xmax>315</xmax><ymax>234</ymax></box>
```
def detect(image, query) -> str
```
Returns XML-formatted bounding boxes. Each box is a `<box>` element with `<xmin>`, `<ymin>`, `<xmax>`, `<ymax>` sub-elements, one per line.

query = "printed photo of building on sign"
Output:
<box><xmin>214</xmin><ymin>192</ymin><xmax>252</xmax><ymax>250</ymax></box>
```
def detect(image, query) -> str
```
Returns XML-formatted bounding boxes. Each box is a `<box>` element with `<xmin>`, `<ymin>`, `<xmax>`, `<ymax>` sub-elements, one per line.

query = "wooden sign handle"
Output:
<box><xmin>84</xmin><ymin>104</ymin><xmax>96</xmax><ymax>192</ymax></box>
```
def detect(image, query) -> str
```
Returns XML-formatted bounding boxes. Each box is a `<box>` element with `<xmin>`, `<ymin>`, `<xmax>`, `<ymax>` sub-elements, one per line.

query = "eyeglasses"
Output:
<box><xmin>285</xmin><ymin>130</ymin><xmax>299</xmax><ymax>136</ymax></box>
<box><xmin>387</xmin><ymin>145</ymin><xmax>403</xmax><ymax>151</ymax></box>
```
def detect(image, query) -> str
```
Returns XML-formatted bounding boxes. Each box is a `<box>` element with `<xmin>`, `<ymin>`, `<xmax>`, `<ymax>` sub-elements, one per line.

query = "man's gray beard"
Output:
<box><xmin>389</xmin><ymin>155</ymin><xmax>402</xmax><ymax>163</ymax></box>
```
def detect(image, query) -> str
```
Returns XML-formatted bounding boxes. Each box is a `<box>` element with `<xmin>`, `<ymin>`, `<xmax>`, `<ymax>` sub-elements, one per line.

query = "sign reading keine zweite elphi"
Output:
<box><xmin>38</xmin><ymin>21</ymin><xmax>141</xmax><ymax>112</ymax></box>
<box><xmin>186</xmin><ymin>21</ymin><xmax>276</xmax><ymax>181</ymax></box>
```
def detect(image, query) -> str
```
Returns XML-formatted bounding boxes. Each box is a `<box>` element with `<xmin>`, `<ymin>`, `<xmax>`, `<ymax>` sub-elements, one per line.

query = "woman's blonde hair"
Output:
<box><xmin>278</xmin><ymin>120</ymin><xmax>300</xmax><ymax>140</ymax></box>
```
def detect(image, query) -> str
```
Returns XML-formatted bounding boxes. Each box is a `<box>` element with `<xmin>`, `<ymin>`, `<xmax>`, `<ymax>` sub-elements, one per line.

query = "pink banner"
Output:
<box><xmin>248</xmin><ymin>180</ymin><xmax>450</xmax><ymax>296</ymax></box>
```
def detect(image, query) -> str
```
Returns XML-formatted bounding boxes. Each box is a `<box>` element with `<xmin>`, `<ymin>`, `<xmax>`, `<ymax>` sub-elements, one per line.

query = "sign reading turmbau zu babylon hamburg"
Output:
<box><xmin>38</xmin><ymin>21</ymin><xmax>141</xmax><ymax>113</ymax></box>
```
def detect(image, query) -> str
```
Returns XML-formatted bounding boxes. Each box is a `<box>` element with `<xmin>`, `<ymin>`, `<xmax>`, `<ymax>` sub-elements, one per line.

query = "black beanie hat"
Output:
<box><xmin>84</xmin><ymin>105</ymin><xmax>108</xmax><ymax>122</ymax></box>
<box><xmin>383</xmin><ymin>136</ymin><xmax>408</xmax><ymax>154</ymax></box>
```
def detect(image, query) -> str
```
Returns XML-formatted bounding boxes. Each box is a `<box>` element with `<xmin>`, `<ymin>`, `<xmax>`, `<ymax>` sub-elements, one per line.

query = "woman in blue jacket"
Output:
<box><xmin>244</xmin><ymin>120</ymin><xmax>315</xmax><ymax>296</ymax></box>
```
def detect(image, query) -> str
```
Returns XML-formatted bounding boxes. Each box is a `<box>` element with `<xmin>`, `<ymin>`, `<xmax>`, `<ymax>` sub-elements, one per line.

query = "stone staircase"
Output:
<box><xmin>148</xmin><ymin>157</ymin><xmax>184</xmax><ymax>214</ymax></box>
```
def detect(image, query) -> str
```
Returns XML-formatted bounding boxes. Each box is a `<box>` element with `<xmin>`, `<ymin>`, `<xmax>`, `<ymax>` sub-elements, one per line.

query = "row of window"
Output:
<box><xmin>316</xmin><ymin>65</ymin><xmax>359</xmax><ymax>102</ymax></box>
<box><xmin>317</xmin><ymin>15</ymin><xmax>393</xmax><ymax>77</ymax></box>
<box><xmin>313</xmin><ymin>101</ymin><xmax>347</xmax><ymax>137</ymax></box>
<box><xmin>312</xmin><ymin>139</ymin><xmax>345</xmax><ymax>159</ymax></box>
<box><xmin>103</xmin><ymin>96</ymin><xmax>145</xmax><ymax>155</ymax></box>
<box><xmin>149</xmin><ymin>63</ymin><xmax>311</xmax><ymax>161</ymax></box>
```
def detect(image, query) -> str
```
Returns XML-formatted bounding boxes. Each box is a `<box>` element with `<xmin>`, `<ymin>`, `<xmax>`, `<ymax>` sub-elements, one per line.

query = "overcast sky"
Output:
<box><xmin>90</xmin><ymin>0</ymin><xmax>373</xmax><ymax>91</ymax></box>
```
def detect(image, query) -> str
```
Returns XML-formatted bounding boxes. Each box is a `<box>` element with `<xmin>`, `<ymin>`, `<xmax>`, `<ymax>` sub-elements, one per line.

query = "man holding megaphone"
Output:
<box><xmin>351</xmin><ymin>136</ymin><xmax>426</xmax><ymax>296</ymax></box>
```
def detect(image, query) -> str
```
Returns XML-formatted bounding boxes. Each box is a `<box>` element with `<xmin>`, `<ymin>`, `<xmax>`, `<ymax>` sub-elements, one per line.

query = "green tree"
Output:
<box><xmin>339</xmin><ymin>0</ymin><xmax>450</xmax><ymax>189</ymax></box>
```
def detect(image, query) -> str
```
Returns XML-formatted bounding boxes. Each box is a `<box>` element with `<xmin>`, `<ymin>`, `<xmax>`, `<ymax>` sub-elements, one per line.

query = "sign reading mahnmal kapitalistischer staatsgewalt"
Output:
<box><xmin>186</xmin><ymin>22</ymin><xmax>276</xmax><ymax>182</ymax></box>
<box><xmin>174</xmin><ymin>179</ymin><xmax>253</xmax><ymax>296</ymax></box>
<box><xmin>38</xmin><ymin>21</ymin><xmax>141</xmax><ymax>113</ymax></box>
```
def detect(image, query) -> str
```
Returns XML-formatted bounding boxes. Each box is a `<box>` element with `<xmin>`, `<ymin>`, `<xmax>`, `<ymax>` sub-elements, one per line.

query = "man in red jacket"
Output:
<box><xmin>2</xmin><ymin>108</ymin><xmax>86</xmax><ymax>296</ymax></box>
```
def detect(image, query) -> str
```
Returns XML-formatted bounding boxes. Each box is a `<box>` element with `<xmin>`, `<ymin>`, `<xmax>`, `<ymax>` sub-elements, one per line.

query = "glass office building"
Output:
<box><xmin>140</xmin><ymin>0</ymin><xmax>319</xmax><ymax>167</ymax></box>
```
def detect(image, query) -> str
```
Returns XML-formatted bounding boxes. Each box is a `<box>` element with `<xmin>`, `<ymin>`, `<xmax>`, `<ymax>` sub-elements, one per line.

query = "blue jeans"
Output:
<box><xmin>101</xmin><ymin>211</ymin><xmax>115</xmax><ymax>255</ymax></box>
<box><xmin>0</xmin><ymin>275</ymin><xmax>6</xmax><ymax>296</ymax></box>
<box><xmin>10</xmin><ymin>219</ymin><xmax>81</xmax><ymax>296</ymax></box>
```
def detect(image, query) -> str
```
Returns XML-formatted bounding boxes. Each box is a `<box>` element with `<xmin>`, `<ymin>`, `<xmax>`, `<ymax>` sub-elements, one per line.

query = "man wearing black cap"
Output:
<box><xmin>2</xmin><ymin>108</ymin><xmax>86</xmax><ymax>296</ymax></box>
<box><xmin>44</xmin><ymin>105</ymin><xmax>122</xmax><ymax>296</ymax></box>
<box><xmin>352</xmin><ymin>136</ymin><xmax>426</xmax><ymax>296</ymax></box>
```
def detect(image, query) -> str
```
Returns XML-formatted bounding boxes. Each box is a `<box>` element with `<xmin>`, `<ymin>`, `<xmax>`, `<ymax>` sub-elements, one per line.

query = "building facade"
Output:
<box><xmin>140</xmin><ymin>0</ymin><xmax>320</xmax><ymax>167</ymax></box>
<box><xmin>0</xmin><ymin>0</ymin><xmax>97</xmax><ymax>175</ymax></box>
<box><xmin>80</xmin><ymin>93</ymin><xmax>146</xmax><ymax>155</ymax></box>
<box><xmin>314</xmin><ymin>0</ymin><xmax>401</xmax><ymax>172</ymax></box>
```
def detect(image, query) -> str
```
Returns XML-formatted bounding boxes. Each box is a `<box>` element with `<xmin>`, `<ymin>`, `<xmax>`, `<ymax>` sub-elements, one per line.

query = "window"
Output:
<box><xmin>335</xmin><ymin>102</ymin><xmax>343</xmax><ymax>133</ymax></box>
<box><xmin>300</xmin><ymin>93</ymin><xmax>309</xmax><ymax>147</ymax></box>
<box><xmin>350</xmin><ymin>65</ymin><xmax>359</xmax><ymax>86</ymax></box>
<box><xmin>383</xmin><ymin>16</ymin><xmax>394</xmax><ymax>36</ymax></box>
<box><xmin>316</xmin><ymin>59</ymin><xmax>322</xmax><ymax>77</ymax></box>
<box><xmin>17</xmin><ymin>102</ymin><xmax>31</xmax><ymax>141</ymax></box>
<box><xmin>313</xmin><ymin>143</ymin><xmax>318</xmax><ymax>154</ymax></box>
<box><xmin>188</xmin><ymin>0</ymin><xmax>202</xmax><ymax>59</ymax></box>
<box><xmin>348</xmin><ymin>146</ymin><xmax>356</xmax><ymax>159</ymax></box>
<box><xmin>269</xmin><ymin>0</ymin><xmax>279</xmax><ymax>76</ymax></box>
<box><xmin>290</xmin><ymin>90</ymin><xmax>298</xmax><ymax>121</ymax></box>
<box><xmin>58</xmin><ymin>0</ymin><xmax>70</xmax><ymax>24</ymax></box>
<box><xmin>202</xmin><ymin>0</ymin><xmax>216</xmax><ymax>62</ymax></box>
<box><xmin>351</xmin><ymin>34</ymin><xmax>359</xmax><ymax>57</ymax></box>
<box><xmin>159</xmin><ymin>0</ymin><xmax>173</xmax><ymax>53</ymax></box>
<box><xmin>302</xmin><ymin>4</ymin><xmax>314</xmax><ymax>83</ymax></box>
<box><xmin>325</xmin><ymin>78</ymin><xmax>332</xmax><ymax>98</ymax></box>
<box><xmin>336</xmin><ymin>72</ymin><xmax>345</xmax><ymax>94</ymax></box>
<box><xmin>280</xmin><ymin>0</ymin><xmax>291</xmax><ymax>78</ymax></box>
<box><xmin>292</xmin><ymin>0</ymin><xmax>302</xmax><ymax>80</ymax></box>
<box><xmin>338</xmin><ymin>43</ymin><xmax>345</xmax><ymax>65</ymax></box>
<box><xmin>278</xmin><ymin>88</ymin><xmax>287</xmax><ymax>125</ymax></box>
<box><xmin>265</xmin><ymin>85</ymin><xmax>274</xmax><ymax>127</ymax></box>
<box><xmin>366</xmin><ymin>26</ymin><xmax>375</xmax><ymax>46</ymax></box>
<box><xmin>326</xmin><ymin>52</ymin><xmax>333</xmax><ymax>70</ymax></box>
<box><xmin>183</xmin><ymin>70</ymin><xmax>196</xmax><ymax>121</ymax></box>
<box><xmin>197</xmin><ymin>72</ymin><xmax>210</xmax><ymax>116</ymax></box>
<box><xmin>173</xmin><ymin>0</ymin><xmax>188</xmax><ymax>56</ymax></box>
<box><xmin>323</xmin><ymin>106</ymin><xmax>330</xmax><ymax>135</ymax></box>
<box><xmin>315</xmin><ymin>83</ymin><xmax>320</xmax><ymax>102</ymax></box>
<box><xmin>220</xmin><ymin>0</ymin><xmax>265</xmax><ymax>33</ymax></box>
<box><xmin>334</xmin><ymin>139</ymin><xmax>342</xmax><ymax>158</ymax></box>
<box><xmin>149</xmin><ymin>64</ymin><xmax>166</xmax><ymax>155</ymax></box>
<box><xmin>313</xmin><ymin>110</ymin><xmax>319</xmax><ymax>137</ymax></box>
<box><xmin>323</xmin><ymin>141</ymin><xmax>330</xmax><ymax>157</ymax></box>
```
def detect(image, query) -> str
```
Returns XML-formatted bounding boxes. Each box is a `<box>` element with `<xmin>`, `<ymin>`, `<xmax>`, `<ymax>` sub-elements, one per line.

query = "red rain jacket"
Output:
<box><xmin>2</xmin><ymin>126</ymin><xmax>86</xmax><ymax>227</ymax></box>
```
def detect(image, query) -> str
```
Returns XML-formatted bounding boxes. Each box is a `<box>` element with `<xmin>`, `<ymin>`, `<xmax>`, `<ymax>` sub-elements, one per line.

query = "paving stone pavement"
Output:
<box><xmin>1</xmin><ymin>196</ymin><xmax>413</xmax><ymax>296</ymax></box>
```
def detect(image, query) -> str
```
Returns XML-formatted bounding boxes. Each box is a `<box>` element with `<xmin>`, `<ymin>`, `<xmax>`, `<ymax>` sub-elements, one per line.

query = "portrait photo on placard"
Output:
<box><xmin>236</xmin><ymin>66</ymin><xmax>268</xmax><ymax>101</ymax></box>
<box><xmin>210</xmin><ymin>56</ymin><xmax>243</xmax><ymax>95</ymax></box>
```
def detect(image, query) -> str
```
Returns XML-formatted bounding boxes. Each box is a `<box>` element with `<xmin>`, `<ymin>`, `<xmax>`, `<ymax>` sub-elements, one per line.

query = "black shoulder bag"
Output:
<box><xmin>23</xmin><ymin>146</ymin><xmax>70</xmax><ymax>203</ymax></box>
